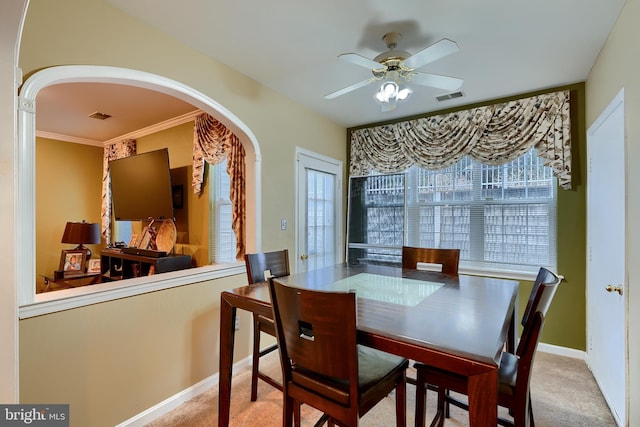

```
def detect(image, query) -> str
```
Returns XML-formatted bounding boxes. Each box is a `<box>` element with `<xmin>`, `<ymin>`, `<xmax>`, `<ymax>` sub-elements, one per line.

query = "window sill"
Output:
<box><xmin>459</xmin><ymin>262</ymin><xmax>547</xmax><ymax>282</ymax></box>
<box><xmin>19</xmin><ymin>262</ymin><xmax>246</xmax><ymax>319</ymax></box>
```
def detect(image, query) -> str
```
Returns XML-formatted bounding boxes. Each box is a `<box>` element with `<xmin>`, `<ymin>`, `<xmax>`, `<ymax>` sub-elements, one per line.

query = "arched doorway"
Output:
<box><xmin>17</xmin><ymin>65</ymin><xmax>262</xmax><ymax>305</ymax></box>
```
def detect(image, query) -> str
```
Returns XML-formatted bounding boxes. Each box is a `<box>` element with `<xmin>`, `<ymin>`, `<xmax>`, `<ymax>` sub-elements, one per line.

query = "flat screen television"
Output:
<box><xmin>109</xmin><ymin>148</ymin><xmax>174</xmax><ymax>221</ymax></box>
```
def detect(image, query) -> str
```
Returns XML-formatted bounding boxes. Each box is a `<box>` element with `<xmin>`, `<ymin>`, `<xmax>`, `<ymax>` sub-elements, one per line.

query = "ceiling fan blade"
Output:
<box><xmin>409</xmin><ymin>72</ymin><xmax>463</xmax><ymax>91</ymax></box>
<box><xmin>325</xmin><ymin>78</ymin><xmax>376</xmax><ymax>99</ymax></box>
<box><xmin>403</xmin><ymin>38</ymin><xmax>459</xmax><ymax>70</ymax></box>
<box><xmin>338</xmin><ymin>53</ymin><xmax>385</xmax><ymax>71</ymax></box>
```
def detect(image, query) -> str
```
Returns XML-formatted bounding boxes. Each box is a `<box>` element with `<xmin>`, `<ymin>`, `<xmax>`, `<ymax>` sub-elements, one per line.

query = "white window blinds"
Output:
<box><xmin>209</xmin><ymin>160</ymin><xmax>237</xmax><ymax>264</ymax></box>
<box><xmin>347</xmin><ymin>148</ymin><xmax>557</xmax><ymax>274</ymax></box>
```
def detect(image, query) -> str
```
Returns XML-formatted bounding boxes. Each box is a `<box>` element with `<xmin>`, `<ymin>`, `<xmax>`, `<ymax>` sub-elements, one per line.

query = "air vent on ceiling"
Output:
<box><xmin>436</xmin><ymin>91</ymin><xmax>465</xmax><ymax>102</ymax></box>
<box><xmin>88</xmin><ymin>111</ymin><xmax>111</xmax><ymax>120</ymax></box>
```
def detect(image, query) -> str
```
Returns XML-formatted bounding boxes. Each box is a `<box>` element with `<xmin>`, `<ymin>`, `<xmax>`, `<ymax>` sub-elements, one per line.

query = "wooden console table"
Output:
<box><xmin>100</xmin><ymin>249</ymin><xmax>192</xmax><ymax>280</ymax></box>
<box><xmin>42</xmin><ymin>271</ymin><xmax>102</xmax><ymax>292</ymax></box>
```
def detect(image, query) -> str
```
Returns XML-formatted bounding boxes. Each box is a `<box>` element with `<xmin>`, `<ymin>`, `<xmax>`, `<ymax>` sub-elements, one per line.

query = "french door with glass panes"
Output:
<box><xmin>295</xmin><ymin>148</ymin><xmax>343</xmax><ymax>273</ymax></box>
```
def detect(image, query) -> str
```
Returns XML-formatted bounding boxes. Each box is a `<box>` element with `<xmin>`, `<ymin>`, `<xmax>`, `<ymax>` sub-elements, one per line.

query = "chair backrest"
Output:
<box><xmin>269</xmin><ymin>277</ymin><xmax>360</xmax><ymax>412</ymax></box>
<box><xmin>244</xmin><ymin>249</ymin><xmax>290</xmax><ymax>284</ymax></box>
<box><xmin>513</xmin><ymin>311</ymin><xmax>545</xmax><ymax>405</ymax></box>
<box><xmin>401</xmin><ymin>246</ymin><xmax>460</xmax><ymax>276</ymax></box>
<box><xmin>520</xmin><ymin>267</ymin><xmax>562</xmax><ymax>329</ymax></box>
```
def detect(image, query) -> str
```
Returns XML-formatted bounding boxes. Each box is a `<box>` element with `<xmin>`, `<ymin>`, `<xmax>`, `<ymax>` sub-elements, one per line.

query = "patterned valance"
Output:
<box><xmin>350</xmin><ymin>90</ymin><xmax>572</xmax><ymax>189</ymax></box>
<box><xmin>192</xmin><ymin>113</ymin><xmax>246</xmax><ymax>260</ymax></box>
<box><xmin>101</xmin><ymin>139</ymin><xmax>137</xmax><ymax>242</ymax></box>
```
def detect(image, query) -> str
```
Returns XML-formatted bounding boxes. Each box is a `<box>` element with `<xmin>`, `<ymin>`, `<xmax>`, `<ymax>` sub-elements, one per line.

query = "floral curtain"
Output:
<box><xmin>350</xmin><ymin>90</ymin><xmax>572</xmax><ymax>189</ymax></box>
<box><xmin>192</xmin><ymin>113</ymin><xmax>246</xmax><ymax>260</ymax></box>
<box><xmin>101</xmin><ymin>139</ymin><xmax>137</xmax><ymax>242</ymax></box>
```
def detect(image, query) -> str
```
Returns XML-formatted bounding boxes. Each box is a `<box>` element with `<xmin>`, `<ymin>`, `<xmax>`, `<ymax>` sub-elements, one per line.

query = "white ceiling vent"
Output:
<box><xmin>88</xmin><ymin>111</ymin><xmax>111</xmax><ymax>120</ymax></box>
<box><xmin>436</xmin><ymin>91</ymin><xmax>465</xmax><ymax>102</ymax></box>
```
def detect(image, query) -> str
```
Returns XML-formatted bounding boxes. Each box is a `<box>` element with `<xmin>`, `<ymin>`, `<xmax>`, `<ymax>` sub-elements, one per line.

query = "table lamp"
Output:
<box><xmin>61</xmin><ymin>221</ymin><xmax>101</xmax><ymax>260</ymax></box>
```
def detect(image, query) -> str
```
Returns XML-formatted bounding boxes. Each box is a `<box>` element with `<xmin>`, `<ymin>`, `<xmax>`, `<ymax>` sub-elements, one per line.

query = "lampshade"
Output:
<box><xmin>61</xmin><ymin>221</ymin><xmax>101</xmax><ymax>245</ymax></box>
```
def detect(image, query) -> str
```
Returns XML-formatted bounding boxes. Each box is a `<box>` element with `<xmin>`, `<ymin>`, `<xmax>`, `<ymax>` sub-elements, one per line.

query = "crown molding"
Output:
<box><xmin>104</xmin><ymin>109</ymin><xmax>201</xmax><ymax>146</ymax></box>
<box><xmin>36</xmin><ymin>109</ymin><xmax>202</xmax><ymax>147</ymax></box>
<box><xmin>36</xmin><ymin>130</ymin><xmax>104</xmax><ymax>146</ymax></box>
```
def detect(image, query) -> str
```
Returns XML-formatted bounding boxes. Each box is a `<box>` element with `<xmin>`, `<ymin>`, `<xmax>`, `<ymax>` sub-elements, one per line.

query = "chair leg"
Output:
<box><xmin>415</xmin><ymin>369</ymin><xmax>427</xmax><ymax>427</ymax></box>
<box><xmin>283</xmin><ymin>395</ymin><xmax>295</xmax><ymax>427</ymax></box>
<box><xmin>395</xmin><ymin>375</ymin><xmax>407</xmax><ymax>427</ymax></box>
<box><xmin>444</xmin><ymin>389</ymin><xmax>450</xmax><ymax>418</ymax></box>
<box><xmin>512</xmin><ymin>395</ymin><xmax>529</xmax><ymax>427</ymax></box>
<box><xmin>435</xmin><ymin>387</ymin><xmax>446</xmax><ymax>427</ymax></box>
<box><xmin>529</xmin><ymin>396</ymin><xmax>535</xmax><ymax>427</ymax></box>
<box><xmin>250</xmin><ymin>316</ymin><xmax>261</xmax><ymax>402</ymax></box>
<box><xmin>293</xmin><ymin>401</ymin><xmax>301</xmax><ymax>427</ymax></box>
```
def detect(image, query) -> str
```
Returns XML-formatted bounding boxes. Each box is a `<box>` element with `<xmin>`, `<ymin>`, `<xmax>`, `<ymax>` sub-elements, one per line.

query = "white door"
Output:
<box><xmin>295</xmin><ymin>148</ymin><xmax>343</xmax><ymax>273</ymax></box>
<box><xmin>586</xmin><ymin>89</ymin><xmax>627</xmax><ymax>426</ymax></box>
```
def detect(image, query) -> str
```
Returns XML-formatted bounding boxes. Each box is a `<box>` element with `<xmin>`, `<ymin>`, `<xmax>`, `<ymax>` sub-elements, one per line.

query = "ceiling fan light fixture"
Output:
<box><xmin>397</xmin><ymin>87</ymin><xmax>411</xmax><ymax>100</ymax></box>
<box><xmin>375</xmin><ymin>81</ymin><xmax>411</xmax><ymax>108</ymax></box>
<box><xmin>329</xmin><ymin>32</ymin><xmax>462</xmax><ymax>109</ymax></box>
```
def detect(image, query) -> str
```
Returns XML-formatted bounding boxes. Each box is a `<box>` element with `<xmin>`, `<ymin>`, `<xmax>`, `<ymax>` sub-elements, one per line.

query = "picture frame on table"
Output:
<box><xmin>59</xmin><ymin>249</ymin><xmax>86</xmax><ymax>276</ymax></box>
<box><xmin>87</xmin><ymin>258</ymin><xmax>101</xmax><ymax>274</ymax></box>
<box><xmin>139</xmin><ymin>226</ymin><xmax>152</xmax><ymax>250</ymax></box>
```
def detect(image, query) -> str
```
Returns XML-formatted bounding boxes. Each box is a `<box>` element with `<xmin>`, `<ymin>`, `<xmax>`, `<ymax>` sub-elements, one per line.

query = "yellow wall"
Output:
<box><xmin>35</xmin><ymin>138</ymin><xmax>104</xmax><ymax>290</ymax></box>
<box><xmin>19</xmin><ymin>273</ymin><xmax>252</xmax><ymax>426</ymax></box>
<box><xmin>586</xmin><ymin>0</ymin><xmax>640</xmax><ymax>422</ymax></box>
<box><xmin>19</xmin><ymin>0</ymin><xmax>346</xmax><ymax>425</ymax></box>
<box><xmin>0</xmin><ymin>0</ymin><xmax>28</xmax><ymax>403</ymax></box>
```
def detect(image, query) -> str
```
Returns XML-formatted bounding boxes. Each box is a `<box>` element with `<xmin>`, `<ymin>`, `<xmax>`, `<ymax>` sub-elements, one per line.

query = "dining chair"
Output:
<box><xmin>244</xmin><ymin>249</ymin><xmax>290</xmax><ymax>401</ymax></box>
<box><xmin>415</xmin><ymin>267</ymin><xmax>562</xmax><ymax>427</ymax></box>
<box><xmin>401</xmin><ymin>246</ymin><xmax>460</xmax><ymax>276</ymax></box>
<box><xmin>268</xmin><ymin>277</ymin><xmax>409</xmax><ymax>427</ymax></box>
<box><xmin>401</xmin><ymin>246</ymin><xmax>461</xmax><ymax>390</ymax></box>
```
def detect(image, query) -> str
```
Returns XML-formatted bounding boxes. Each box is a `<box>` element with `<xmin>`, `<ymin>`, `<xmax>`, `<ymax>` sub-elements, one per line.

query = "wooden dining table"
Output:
<box><xmin>218</xmin><ymin>263</ymin><xmax>518</xmax><ymax>427</ymax></box>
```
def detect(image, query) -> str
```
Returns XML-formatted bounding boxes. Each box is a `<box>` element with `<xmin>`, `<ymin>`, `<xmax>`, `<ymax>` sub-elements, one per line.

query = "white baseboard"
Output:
<box><xmin>538</xmin><ymin>342</ymin><xmax>587</xmax><ymax>361</ymax></box>
<box><xmin>115</xmin><ymin>356</ymin><xmax>252</xmax><ymax>427</ymax></box>
<box><xmin>117</xmin><ymin>344</ymin><xmax>586</xmax><ymax>426</ymax></box>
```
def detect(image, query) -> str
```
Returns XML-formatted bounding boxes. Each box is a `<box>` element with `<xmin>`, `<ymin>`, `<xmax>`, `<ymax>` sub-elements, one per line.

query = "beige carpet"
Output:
<box><xmin>146</xmin><ymin>351</ymin><xmax>616</xmax><ymax>426</ymax></box>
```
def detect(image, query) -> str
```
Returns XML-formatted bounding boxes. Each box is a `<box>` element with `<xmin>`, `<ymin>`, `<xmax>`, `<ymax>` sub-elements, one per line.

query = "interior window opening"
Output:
<box><xmin>23</xmin><ymin>66</ymin><xmax>259</xmax><ymax>308</ymax></box>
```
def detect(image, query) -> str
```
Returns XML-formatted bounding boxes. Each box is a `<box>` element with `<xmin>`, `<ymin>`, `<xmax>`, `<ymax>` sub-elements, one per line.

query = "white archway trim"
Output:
<box><xmin>17</xmin><ymin>65</ymin><xmax>262</xmax><ymax>311</ymax></box>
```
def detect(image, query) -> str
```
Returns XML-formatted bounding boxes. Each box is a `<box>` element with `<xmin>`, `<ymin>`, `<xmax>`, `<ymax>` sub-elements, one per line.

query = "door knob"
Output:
<box><xmin>300</xmin><ymin>254</ymin><xmax>309</xmax><ymax>260</ymax></box>
<box><xmin>605</xmin><ymin>284</ymin><xmax>623</xmax><ymax>295</ymax></box>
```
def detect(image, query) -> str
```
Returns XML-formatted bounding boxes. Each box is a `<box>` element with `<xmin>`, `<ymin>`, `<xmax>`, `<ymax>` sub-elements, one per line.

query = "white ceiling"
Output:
<box><xmin>36</xmin><ymin>0</ymin><xmax>626</xmax><ymax>142</ymax></box>
<box><xmin>36</xmin><ymin>83</ymin><xmax>197</xmax><ymax>144</ymax></box>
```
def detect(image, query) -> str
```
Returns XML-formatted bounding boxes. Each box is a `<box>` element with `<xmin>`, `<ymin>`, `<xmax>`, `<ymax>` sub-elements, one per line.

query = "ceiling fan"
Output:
<box><xmin>325</xmin><ymin>32</ymin><xmax>463</xmax><ymax>111</ymax></box>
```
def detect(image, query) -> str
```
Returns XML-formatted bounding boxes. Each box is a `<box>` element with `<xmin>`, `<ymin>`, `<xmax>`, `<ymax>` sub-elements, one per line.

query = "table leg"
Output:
<box><xmin>466</xmin><ymin>370</ymin><xmax>498</xmax><ymax>426</ymax></box>
<box><xmin>507</xmin><ymin>310</ymin><xmax>516</xmax><ymax>354</ymax></box>
<box><xmin>218</xmin><ymin>294</ymin><xmax>236</xmax><ymax>427</ymax></box>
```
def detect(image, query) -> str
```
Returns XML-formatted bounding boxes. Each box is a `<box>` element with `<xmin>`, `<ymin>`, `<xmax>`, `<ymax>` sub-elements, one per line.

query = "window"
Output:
<box><xmin>104</xmin><ymin>158</ymin><xmax>238</xmax><ymax>265</ymax></box>
<box><xmin>209</xmin><ymin>159</ymin><xmax>237</xmax><ymax>263</ymax></box>
<box><xmin>347</xmin><ymin>148</ymin><xmax>557</xmax><ymax>274</ymax></box>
